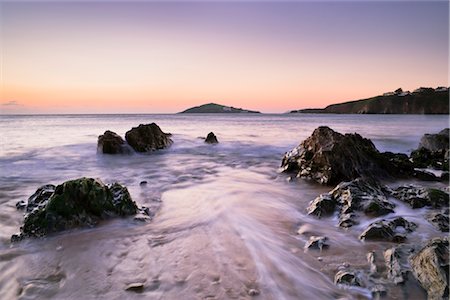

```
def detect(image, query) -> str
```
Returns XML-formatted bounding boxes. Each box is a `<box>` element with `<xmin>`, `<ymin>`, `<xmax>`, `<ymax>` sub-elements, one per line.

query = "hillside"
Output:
<box><xmin>291</xmin><ymin>88</ymin><xmax>449</xmax><ymax>114</ymax></box>
<box><xmin>179</xmin><ymin>103</ymin><xmax>260</xmax><ymax>114</ymax></box>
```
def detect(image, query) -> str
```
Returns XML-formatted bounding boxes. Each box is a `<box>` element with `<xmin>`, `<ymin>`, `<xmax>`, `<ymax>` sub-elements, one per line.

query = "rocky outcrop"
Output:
<box><xmin>97</xmin><ymin>130</ymin><xmax>129</xmax><ymax>154</ymax></box>
<box><xmin>307</xmin><ymin>178</ymin><xmax>395</xmax><ymax>227</ymax></box>
<box><xmin>281</xmin><ymin>127</ymin><xmax>413</xmax><ymax>185</ymax></box>
<box><xmin>12</xmin><ymin>178</ymin><xmax>138</xmax><ymax>241</ymax></box>
<box><xmin>205</xmin><ymin>132</ymin><xmax>219</xmax><ymax>144</ymax></box>
<box><xmin>359</xmin><ymin>217</ymin><xmax>416</xmax><ymax>242</ymax></box>
<box><xmin>179</xmin><ymin>103</ymin><xmax>260</xmax><ymax>114</ymax></box>
<box><xmin>125</xmin><ymin>123</ymin><xmax>172</xmax><ymax>152</ymax></box>
<box><xmin>411</xmin><ymin>129</ymin><xmax>449</xmax><ymax>171</ymax></box>
<box><xmin>15</xmin><ymin>184</ymin><xmax>55</xmax><ymax>210</ymax></box>
<box><xmin>410</xmin><ymin>238</ymin><xmax>449</xmax><ymax>300</ymax></box>
<box><xmin>391</xmin><ymin>185</ymin><xmax>449</xmax><ymax>209</ymax></box>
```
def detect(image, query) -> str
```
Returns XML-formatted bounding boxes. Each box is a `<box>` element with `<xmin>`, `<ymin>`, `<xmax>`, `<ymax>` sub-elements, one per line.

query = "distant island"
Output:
<box><xmin>179</xmin><ymin>103</ymin><xmax>260</xmax><ymax>114</ymax></box>
<box><xmin>290</xmin><ymin>87</ymin><xmax>449</xmax><ymax>114</ymax></box>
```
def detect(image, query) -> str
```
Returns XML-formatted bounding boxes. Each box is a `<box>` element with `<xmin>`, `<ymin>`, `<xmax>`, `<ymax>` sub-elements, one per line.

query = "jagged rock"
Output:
<box><xmin>334</xmin><ymin>270</ymin><xmax>361</xmax><ymax>286</ymax></box>
<box><xmin>125</xmin><ymin>123</ymin><xmax>172</xmax><ymax>152</ymax></box>
<box><xmin>16</xmin><ymin>184</ymin><xmax>55</xmax><ymax>211</ymax></box>
<box><xmin>384</xmin><ymin>245</ymin><xmax>414</xmax><ymax>284</ymax></box>
<box><xmin>307</xmin><ymin>178</ymin><xmax>394</xmax><ymax>227</ymax></box>
<box><xmin>367</xmin><ymin>251</ymin><xmax>378</xmax><ymax>274</ymax></box>
<box><xmin>426</xmin><ymin>210</ymin><xmax>449</xmax><ymax>232</ymax></box>
<box><xmin>391</xmin><ymin>185</ymin><xmax>449</xmax><ymax>209</ymax></box>
<box><xmin>410</xmin><ymin>237</ymin><xmax>449</xmax><ymax>300</ymax></box>
<box><xmin>12</xmin><ymin>178</ymin><xmax>138</xmax><ymax>241</ymax></box>
<box><xmin>97</xmin><ymin>130</ymin><xmax>129</xmax><ymax>154</ymax></box>
<box><xmin>411</xmin><ymin>129</ymin><xmax>449</xmax><ymax>171</ymax></box>
<box><xmin>304</xmin><ymin>236</ymin><xmax>329</xmax><ymax>251</ymax></box>
<box><xmin>281</xmin><ymin>127</ymin><xmax>414</xmax><ymax>185</ymax></box>
<box><xmin>359</xmin><ymin>217</ymin><xmax>416</xmax><ymax>242</ymax></box>
<box><xmin>205</xmin><ymin>132</ymin><xmax>219</xmax><ymax>144</ymax></box>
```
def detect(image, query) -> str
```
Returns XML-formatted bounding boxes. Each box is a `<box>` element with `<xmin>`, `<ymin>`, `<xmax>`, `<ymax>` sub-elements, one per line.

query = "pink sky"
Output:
<box><xmin>1</xmin><ymin>2</ymin><xmax>448</xmax><ymax>114</ymax></box>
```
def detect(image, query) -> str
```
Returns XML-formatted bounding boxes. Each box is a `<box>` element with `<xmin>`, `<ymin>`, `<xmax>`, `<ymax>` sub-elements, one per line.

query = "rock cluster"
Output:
<box><xmin>12</xmin><ymin>177</ymin><xmax>138</xmax><ymax>241</ymax></box>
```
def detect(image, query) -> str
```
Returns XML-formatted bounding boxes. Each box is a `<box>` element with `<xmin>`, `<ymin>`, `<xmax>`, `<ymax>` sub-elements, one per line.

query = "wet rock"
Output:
<box><xmin>205</xmin><ymin>132</ymin><xmax>219</xmax><ymax>144</ymax></box>
<box><xmin>307</xmin><ymin>178</ymin><xmax>394</xmax><ymax>227</ymax></box>
<box><xmin>334</xmin><ymin>270</ymin><xmax>361</xmax><ymax>286</ymax></box>
<box><xmin>413</xmin><ymin>169</ymin><xmax>440</xmax><ymax>181</ymax></box>
<box><xmin>304</xmin><ymin>236</ymin><xmax>329</xmax><ymax>251</ymax></box>
<box><xmin>384</xmin><ymin>245</ymin><xmax>414</xmax><ymax>284</ymax></box>
<box><xmin>97</xmin><ymin>130</ymin><xmax>129</xmax><ymax>154</ymax></box>
<box><xmin>411</xmin><ymin>129</ymin><xmax>449</xmax><ymax>171</ymax></box>
<box><xmin>125</xmin><ymin>123</ymin><xmax>172</xmax><ymax>152</ymax></box>
<box><xmin>139</xmin><ymin>181</ymin><xmax>148</xmax><ymax>186</ymax></box>
<box><xmin>306</xmin><ymin>194</ymin><xmax>336</xmax><ymax>217</ymax></box>
<box><xmin>281</xmin><ymin>127</ymin><xmax>414</xmax><ymax>185</ymax></box>
<box><xmin>359</xmin><ymin>217</ymin><xmax>416</xmax><ymax>242</ymax></box>
<box><xmin>410</xmin><ymin>237</ymin><xmax>449</xmax><ymax>300</ymax></box>
<box><xmin>367</xmin><ymin>251</ymin><xmax>378</xmax><ymax>274</ymax></box>
<box><xmin>420</xmin><ymin>128</ymin><xmax>449</xmax><ymax>153</ymax></box>
<box><xmin>426</xmin><ymin>210</ymin><xmax>449</xmax><ymax>232</ymax></box>
<box><xmin>16</xmin><ymin>184</ymin><xmax>55</xmax><ymax>212</ymax></box>
<box><xmin>125</xmin><ymin>282</ymin><xmax>145</xmax><ymax>293</ymax></box>
<box><xmin>391</xmin><ymin>185</ymin><xmax>449</xmax><ymax>209</ymax></box>
<box><xmin>12</xmin><ymin>178</ymin><xmax>138</xmax><ymax>241</ymax></box>
<box><xmin>247</xmin><ymin>289</ymin><xmax>260</xmax><ymax>296</ymax></box>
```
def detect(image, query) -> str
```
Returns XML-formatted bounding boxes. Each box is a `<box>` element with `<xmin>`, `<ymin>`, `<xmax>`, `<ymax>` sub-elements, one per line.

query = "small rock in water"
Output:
<box><xmin>139</xmin><ymin>181</ymin><xmax>148</xmax><ymax>186</ymax></box>
<box><xmin>247</xmin><ymin>289</ymin><xmax>260</xmax><ymax>296</ymax></box>
<box><xmin>426</xmin><ymin>210</ymin><xmax>449</xmax><ymax>232</ymax></box>
<box><xmin>359</xmin><ymin>217</ymin><xmax>416</xmax><ymax>242</ymax></box>
<box><xmin>304</xmin><ymin>236</ymin><xmax>329</xmax><ymax>251</ymax></box>
<box><xmin>205</xmin><ymin>132</ymin><xmax>219</xmax><ymax>144</ymax></box>
<box><xmin>125</xmin><ymin>282</ymin><xmax>145</xmax><ymax>293</ymax></box>
<box><xmin>334</xmin><ymin>270</ymin><xmax>361</xmax><ymax>286</ymax></box>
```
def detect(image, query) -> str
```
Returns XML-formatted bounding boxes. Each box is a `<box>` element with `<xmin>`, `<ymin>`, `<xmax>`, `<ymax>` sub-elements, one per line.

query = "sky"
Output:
<box><xmin>0</xmin><ymin>1</ymin><xmax>448</xmax><ymax>114</ymax></box>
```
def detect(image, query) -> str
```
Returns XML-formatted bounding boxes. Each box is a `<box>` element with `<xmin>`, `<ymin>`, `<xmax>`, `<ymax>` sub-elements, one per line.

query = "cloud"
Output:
<box><xmin>1</xmin><ymin>100</ymin><xmax>21</xmax><ymax>106</ymax></box>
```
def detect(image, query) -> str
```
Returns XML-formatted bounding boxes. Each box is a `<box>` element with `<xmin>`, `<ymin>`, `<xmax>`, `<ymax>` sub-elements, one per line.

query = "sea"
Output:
<box><xmin>0</xmin><ymin>113</ymin><xmax>448</xmax><ymax>299</ymax></box>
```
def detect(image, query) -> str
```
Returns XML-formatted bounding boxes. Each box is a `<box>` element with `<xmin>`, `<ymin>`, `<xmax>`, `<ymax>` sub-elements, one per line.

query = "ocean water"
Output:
<box><xmin>0</xmin><ymin>113</ymin><xmax>448</xmax><ymax>299</ymax></box>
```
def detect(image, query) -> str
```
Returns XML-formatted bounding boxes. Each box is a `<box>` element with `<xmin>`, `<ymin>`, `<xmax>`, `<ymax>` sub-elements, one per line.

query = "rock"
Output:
<box><xmin>334</xmin><ymin>270</ymin><xmax>361</xmax><ymax>286</ymax></box>
<box><xmin>413</xmin><ymin>169</ymin><xmax>440</xmax><ymax>181</ymax></box>
<box><xmin>384</xmin><ymin>245</ymin><xmax>414</xmax><ymax>284</ymax></box>
<box><xmin>139</xmin><ymin>181</ymin><xmax>148</xmax><ymax>186</ymax></box>
<box><xmin>410</xmin><ymin>237</ymin><xmax>449</xmax><ymax>300</ymax></box>
<box><xmin>247</xmin><ymin>289</ymin><xmax>260</xmax><ymax>296</ymax></box>
<box><xmin>359</xmin><ymin>217</ymin><xmax>416</xmax><ymax>242</ymax></box>
<box><xmin>281</xmin><ymin>127</ymin><xmax>414</xmax><ymax>185</ymax></box>
<box><xmin>307</xmin><ymin>178</ymin><xmax>394</xmax><ymax>227</ymax></box>
<box><xmin>16</xmin><ymin>184</ymin><xmax>55</xmax><ymax>212</ymax></box>
<box><xmin>12</xmin><ymin>178</ymin><xmax>138</xmax><ymax>240</ymax></box>
<box><xmin>125</xmin><ymin>282</ymin><xmax>145</xmax><ymax>293</ymax></box>
<box><xmin>306</xmin><ymin>194</ymin><xmax>336</xmax><ymax>217</ymax></box>
<box><xmin>391</xmin><ymin>185</ymin><xmax>449</xmax><ymax>209</ymax></box>
<box><xmin>304</xmin><ymin>236</ymin><xmax>329</xmax><ymax>251</ymax></box>
<box><xmin>367</xmin><ymin>251</ymin><xmax>378</xmax><ymax>274</ymax></box>
<box><xmin>125</xmin><ymin>123</ymin><xmax>172</xmax><ymax>152</ymax></box>
<box><xmin>411</xmin><ymin>129</ymin><xmax>449</xmax><ymax>171</ymax></box>
<box><xmin>205</xmin><ymin>132</ymin><xmax>219</xmax><ymax>144</ymax></box>
<box><xmin>97</xmin><ymin>130</ymin><xmax>129</xmax><ymax>154</ymax></box>
<box><xmin>426</xmin><ymin>210</ymin><xmax>449</xmax><ymax>232</ymax></box>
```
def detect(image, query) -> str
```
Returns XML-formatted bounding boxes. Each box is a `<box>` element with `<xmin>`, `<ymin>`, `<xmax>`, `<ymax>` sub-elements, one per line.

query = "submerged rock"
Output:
<box><xmin>205</xmin><ymin>132</ymin><xmax>219</xmax><ymax>144</ymax></box>
<box><xmin>125</xmin><ymin>123</ymin><xmax>172</xmax><ymax>152</ymax></box>
<box><xmin>304</xmin><ymin>236</ymin><xmax>329</xmax><ymax>251</ymax></box>
<box><xmin>97</xmin><ymin>130</ymin><xmax>129</xmax><ymax>154</ymax></box>
<box><xmin>391</xmin><ymin>185</ymin><xmax>449</xmax><ymax>209</ymax></box>
<box><xmin>359</xmin><ymin>217</ymin><xmax>416</xmax><ymax>242</ymax></box>
<box><xmin>307</xmin><ymin>178</ymin><xmax>394</xmax><ymax>227</ymax></box>
<box><xmin>12</xmin><ymin>178</ymin><xmax>138</xmax><ymax>241</ymax></box>
<box><xmin>410</xmin><ymin>237</ymin><xmax>449</xmax><ymax>300</ymax></box>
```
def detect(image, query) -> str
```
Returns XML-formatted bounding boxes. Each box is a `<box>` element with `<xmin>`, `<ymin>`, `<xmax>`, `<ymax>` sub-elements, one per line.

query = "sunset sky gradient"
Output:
<box><xmin>1</xmin><ymin>1</ymin><xmax>448</xmax><ymax>114</ymax></box>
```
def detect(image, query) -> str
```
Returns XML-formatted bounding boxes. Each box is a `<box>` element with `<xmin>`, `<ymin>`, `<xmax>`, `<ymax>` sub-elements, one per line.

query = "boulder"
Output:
<box><xmin>410</xmin><ymin>238</ymin><xmax>449</xmax><ymax>300</ymax></box>
<box><xmin>97</xmin><ymin>130</ymin><xmax>129</xmax><ymax>154</ymax></box>
<box><xmin>411</xmin><ymin>129</ymin><xmax>449</xmax><ymax>171</ymax></box>
<box><xmin>384</xmin><ymin>245</ymin><xmax>414</xmax><ymax>284</ymax></box>
<box><xmin>205</xmin><ymin>132</ymin><xmax>219</xmax><ymax>144</ymax></box>
<box><xmin>12</xmin><ymin>178</ymin><xmax>138</xmax><ymax>241</ymax></box>
<box><xmin>359</xmin><ymin>217</ymin><xmax>416</xmax><ymax>242</ymax></box>
<box><xmin>391</xmin><ymin>185</ymin><xmax>449</xmax><ymax>209</ymax></box>
<box><xmin>125</xmin><ymin>123</ymin><xmax>172</xmax><ymax>152</ymax></box>
<box><xmin>307</xmin><ymin>178</ymin><xmax>395</xmax><ymax>227</ymax></box>
<box><xmin>281</xmin><ymin>126</ymin><xmax>413</xmax><ymax>185</ymax></box>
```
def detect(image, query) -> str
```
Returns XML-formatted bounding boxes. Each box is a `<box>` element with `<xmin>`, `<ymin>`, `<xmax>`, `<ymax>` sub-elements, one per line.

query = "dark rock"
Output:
<box><xmin>442</xmin><ymin>172</ymin><xmax>449</xmax><ymax>181</ymax></box>
<box><xmin>391</xmin><ymin>185</ymin><xmax>449</xmax><ymax>209</ymax></box>
<box><xmin>139</xmin><ymin>181</ymin><xmax>148</xmax><ymax>186</ymax></box>
<box><xmin>426</xmin><ymin>210</ymin><xmax>449</xmax><ymax>232</ymax></box>
<box><xmin>334</xmin><ymin>270</ymin><xmax>361</xmax><ymax>286</ymax></box>
<box><xmin>125</xmin><ymin>123</ymin><xmax>172</xmax><ymax>152</ymax></box>
<box><xmin>281</xmin><ymin>127</ymin><xmax>414</xmax><ymax>185</ymax></box>
<box><xmin>411</xmin><ymin>129</ymin><xmax>449</xmax><ymax>171</ymax></box>
<box><xmin>410</xmin><ymin>237</ymin><xmax>449</xmax><ymax>300</ymax></box>
<box><xmin>359</xmin><ymin>217</ymin><xmax>416</xmax><ymax>242</ymax></box>
<box><xmin>12</xmin><ymin>178</ymin><xmax>138</xmax><ymax>240</ymax></box>
<box><xmin>413</xmin><ymin>169</ymin><xmax>440</xmax><ymax>181</ymax></box>
<box><xmin>304</xmin><ymin>236</ymin><xmax>329</xmax><ymax>251</ymax></box>
<box><xmin>384</xmin><ymin>245</ymin><xmax>414</xmax><ymax>284</ymax></box>
<box><xmin>205</xmin><ymin>132</ymin><xmax>219</xmax><ymax>144</ymax></box>
<box><xmin>97</xmin><ymin>130</ymin><xmax>128</xmax><ymax>154</ymax></box>
<box><xmin>16</xmin><ymin>184</ymin><xmax>55</xmax><ymax>212</ymax></box>
<box><xmin>307</xmin><ymin>178</ymin><xmax>394</xmax><ymax>227</ymax></box>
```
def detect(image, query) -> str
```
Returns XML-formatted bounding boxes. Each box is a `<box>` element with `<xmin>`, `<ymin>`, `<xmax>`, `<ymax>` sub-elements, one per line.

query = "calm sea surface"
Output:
<box><xmin>0</xmin><ymin>114</ymin><xmax>448</xmax><ymax>299</ymax></box>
